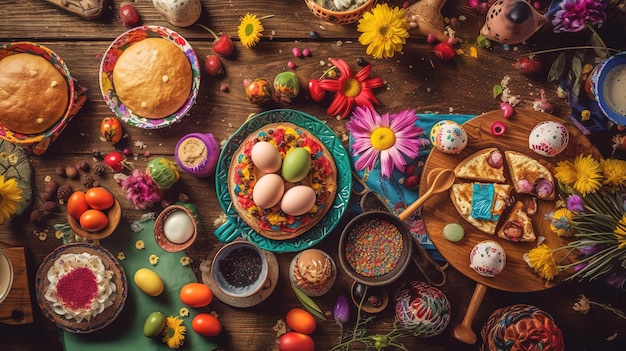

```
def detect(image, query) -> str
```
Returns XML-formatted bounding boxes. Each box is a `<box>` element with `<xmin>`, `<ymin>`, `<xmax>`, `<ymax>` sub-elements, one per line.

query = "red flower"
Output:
<box><xmin>318</xmin><ymin>58</ymin><xmax>384</xmax><ymax>119</ymax></box>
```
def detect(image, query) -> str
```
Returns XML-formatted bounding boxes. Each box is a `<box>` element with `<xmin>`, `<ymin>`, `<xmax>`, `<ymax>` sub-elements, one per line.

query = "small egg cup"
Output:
<box><xmin>154</xmin><ymin>204</ymin><xmax>198</xmax><ymax>252</ymax></box>
<box><xmin>67</xmin><ymin>199</ymin><xmax>121</xmax><ymax>241</ymax></box>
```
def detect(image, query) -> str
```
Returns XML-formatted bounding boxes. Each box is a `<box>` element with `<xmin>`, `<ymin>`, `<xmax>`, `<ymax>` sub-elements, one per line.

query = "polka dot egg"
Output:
<box><xmin>429</xmin><ymin>120</ymin><xmax>468</xmax><ymax>154</ymax></box>
<box><xmin>528</xmin><ymin>121</ymin><xmax>569</xmax><ymax>157</ymax></box>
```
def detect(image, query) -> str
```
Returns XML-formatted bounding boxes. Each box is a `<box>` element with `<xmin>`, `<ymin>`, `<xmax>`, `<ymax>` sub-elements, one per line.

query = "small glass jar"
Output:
<box><xmin>174</xmin><ymin>133</ymin><xmax>220</xmax><ymax>178</ymax></box>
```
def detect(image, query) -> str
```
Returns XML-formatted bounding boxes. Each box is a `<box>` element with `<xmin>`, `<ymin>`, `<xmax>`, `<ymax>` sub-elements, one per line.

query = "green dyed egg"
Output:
<box><xmin>273</xmin><ymin>71</ymin><xmax>300</xmax><ymax>99</ymax></box>
<box><xmin>442</xmin><ymin>223</ymin><xmax>465</xmax><ymax>242</ymax></box>
<box><xmin>281</xmin><ymin>147</ymin><xmax>311</xmax><ymax>183</ymax></box>
<box><xmin>143</xmin><ymin>311</ymin><xmax>167</xmax><ymax>338</ymax></box>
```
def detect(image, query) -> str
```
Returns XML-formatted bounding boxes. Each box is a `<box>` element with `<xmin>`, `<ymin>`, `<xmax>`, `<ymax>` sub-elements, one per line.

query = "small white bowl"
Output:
<box><xmin>0</xmin><ymin>248</ymin><xmax>13</xmax><ymax>304</ymax></box>
<box><xmin>211</xmin><ymin>241</ymin><xmax>268</xmax><ymax>298</ymax></box>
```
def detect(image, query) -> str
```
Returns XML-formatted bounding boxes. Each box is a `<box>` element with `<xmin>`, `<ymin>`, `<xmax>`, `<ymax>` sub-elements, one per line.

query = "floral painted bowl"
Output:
<box><xmin>303</xmin><ymin>0</ymin><xmax>374</xmax><ymax>24</ymax></box>
<box><xmin>0</xmin><ymin>42</ymin><xmax>76</xmax><ymax>148</ymax></box>
<box><xmin>591</xmin><ymin>51</ymin><xmax>626</xmax><ymax>125</ymax></box>
<box><xmin>99</xmin><ymin>25</ymin><xmax>201</xmax><ymax>129</ymax></box>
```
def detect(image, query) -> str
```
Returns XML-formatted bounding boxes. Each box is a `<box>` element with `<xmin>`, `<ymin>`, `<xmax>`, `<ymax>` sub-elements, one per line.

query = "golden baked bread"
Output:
<box><xmin>112</xmin><ymin>38</ymin><xmax>192</xmax><ymax>119</ymax></box>
<box><xmin>454</xmin><ymin>147</ymin><xmax>506</xmax><ymax>183</ymax></box>
<box><xmin>496</xmin><ymin>201</ymin><xmax>536</xmax><ymax>242</ymax></box>
<box><xmin>228</xmin><ymin>123</ymin><xmax>337</xmax><ymax>241</ymax></box>
<box><xmin>0</xmin><ymin>53</ymin><xmax>69</xmax><ymax>135</ymax></box>
<box><xmin>505</xmin><ymin>151</ymin><xmax>555</xmax><ymax>200</ymax></box>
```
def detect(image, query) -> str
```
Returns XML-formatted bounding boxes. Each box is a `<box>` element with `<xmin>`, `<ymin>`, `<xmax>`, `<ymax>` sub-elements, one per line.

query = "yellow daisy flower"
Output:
<box><xmin>180</xmin><ymin>256</ymin><xmax>192</xmax><ymax>266</ymax></box>
<box><xmin>179</xmin><ymin>307</ymin><xmax>189</xmax><ymax>317</ymax></box>
<box><xmin>238</xmin><ymin>13</ymin><xmax>264</xmax><ymax>48</ymax></box>
<box><xmin>149</xmin><ymin>254</ymin><xmax>159</xmax><ymax>265</ymax></box>
<box><xmin>162</xmin><ymin>316</ymin><xmax>186</xmax><ymax>349</ymax></box>
<box><xmin>550</xmin><ymin>208</ymin><xmax>574</xmax><ymax>237</ymax></box>
<box><xmin>601</xmin><ymin>158</ymin><xmax>626</xmax><ymax>187</ymax></box>
<box><xmin>135</xmin><ymin>240</ymin><xmax>145</xmax><ymax>250</ymax></box>
<box><xmin>117</xmin><ymin>252</ymin><xmax>126</xmax><ymax>260</ymax></box>
<box><xmin>526</xmin><ymin>244</ymin><xmax>559</xmax><ymax>281</ymax></box>
<box><xmin>357</xmin><ymin>3</ymin><xmax>410</xmax><ymax>59</ymax></box>
<box><xmin>553</xmin><ymin>159</ymin><xmax>577</xmax><ymax>185</ymax></box>
<box><xmin>0</xmin><ymin>174</ymin><xmax>24</xmax><ymax>224</ymax></box>
<box><xmin>572</xmin><ymin>154</ymin><xmax>602</xmax><ymax>195</ymax></box>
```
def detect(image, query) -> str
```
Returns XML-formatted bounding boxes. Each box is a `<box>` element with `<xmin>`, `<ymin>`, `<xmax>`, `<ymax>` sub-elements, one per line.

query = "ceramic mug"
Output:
<box><xmin>590</xmin><ymin>52</ymin><xmax>626</xmax><ymax>125</ymax></box>
<box><xmin>211</xmin><ymin>241</ymin><xmax>269</xmax><ymax>298</ymax></box>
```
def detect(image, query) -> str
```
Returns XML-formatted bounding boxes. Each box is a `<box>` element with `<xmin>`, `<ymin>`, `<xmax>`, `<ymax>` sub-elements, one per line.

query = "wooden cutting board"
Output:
<box><xmin>0</xmin><ymin>246</ymin><xmax>34</xmax><ymax>325</ymax></box>
<box><xmin>421</xmin><ymin>109</ymin><xmax>601</xmax><ymax>293</ymax></box>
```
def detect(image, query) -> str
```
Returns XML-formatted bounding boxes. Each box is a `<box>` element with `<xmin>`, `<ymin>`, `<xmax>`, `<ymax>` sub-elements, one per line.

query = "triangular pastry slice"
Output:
<box><xmin>454</xmin><ymin>148</ymin><xmax>506</xmax><ymax>183</ymax></box>
<box><xmin>504</xmin><ymin>151</ymin><xmax>555</xmax><ymax>200</ymax></box>
<box><xmin>450</xmin><ymin>182</ymin><xmax>511</xmax><ymax>235</ymax></box>
<box><xmin>497</xmin><ymin>201</ymin><xmax>536</xmax><ymax>242</ymax></box>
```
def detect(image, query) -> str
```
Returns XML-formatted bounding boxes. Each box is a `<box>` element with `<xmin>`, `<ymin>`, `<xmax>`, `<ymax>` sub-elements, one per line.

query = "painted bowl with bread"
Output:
<box><xmin>100</xmin><ymin>25</ymin><xmax>201</xmax><ymax>129</ymax></box>
<box><xmin>0</xmin><ymin>42</ymin><xmax>75</xmax><ymax>145</ymax></box>
<box><xmin>35</xmin><ymin>242</ymin><xmax>127</xmax><ymax>333</ymax></box>
<box><xmin>214</xmin><ymin>109</ymin><xmax>352</xmax><ymax>253</ymax></box>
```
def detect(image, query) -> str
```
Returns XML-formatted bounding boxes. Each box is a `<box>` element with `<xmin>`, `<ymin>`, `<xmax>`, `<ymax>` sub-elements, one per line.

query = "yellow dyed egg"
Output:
<box><xmin>281</xmin><ymin>147</ymin><xmax>311</xmax><ymax>183</ymax></box>
<box><xmin>134</xmin><ymin>268</ymin><xmax>164</xmax><ymax>296</ymax></box>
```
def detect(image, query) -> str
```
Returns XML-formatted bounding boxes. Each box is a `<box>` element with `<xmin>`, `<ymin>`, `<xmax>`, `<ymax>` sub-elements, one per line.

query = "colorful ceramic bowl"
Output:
<box><xmin>303</xmin><ymin>0</ymin><xmax>374</xmax><ymax>24</ymax></box>
<box><xmin>0</xmin><ymin>42</ymin><xmax>76</xmax><ymax>148</ymax></box>
<box><xmin>591</xmin><ymin>51</ymin><xmax>626</xmax><ymax>125</ymax></box>
<box><xmin>99</xmin><ymin>25</ymin><xmax>201</xmax><ymax>129</ymax></box>
<box><xmin>211</xmin><ymin>241</ymin><xmax>269</xmax><ymax>298</ymax></box>
<box><xmin>154</xmin><ymin>204</ymin><xmax>198</xmax><ymax>252</ymax></box>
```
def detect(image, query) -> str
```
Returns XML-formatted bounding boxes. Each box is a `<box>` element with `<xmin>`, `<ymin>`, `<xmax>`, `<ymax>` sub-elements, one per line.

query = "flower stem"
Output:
<box><xmin>586</xmin><ymin>24</ymin><xmax>608</xmax><ymax>52</ymax></box>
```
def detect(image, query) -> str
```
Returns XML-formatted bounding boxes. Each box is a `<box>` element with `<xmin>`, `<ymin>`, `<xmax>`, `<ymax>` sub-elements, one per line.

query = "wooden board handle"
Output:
<box><xmin>453</xmin><ymin>283</ymin><xmax>488</xmax><ymax>344</ymax></box>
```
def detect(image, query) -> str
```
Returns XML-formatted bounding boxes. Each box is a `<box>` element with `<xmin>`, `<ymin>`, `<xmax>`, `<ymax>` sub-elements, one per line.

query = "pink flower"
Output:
<box><xmin>566</xmin><ymin>194</ymin><xmax>584</xmax><ymax>212</ymax></box>
<box><xmin>551</xmin><ymin>0</ymin><xmax>606</xmax><ymax>33</ymax></box>
<box><xmin>120</xmin><ymin>169</ymin><xmax>162</xmax><ymax>210</ymax></box>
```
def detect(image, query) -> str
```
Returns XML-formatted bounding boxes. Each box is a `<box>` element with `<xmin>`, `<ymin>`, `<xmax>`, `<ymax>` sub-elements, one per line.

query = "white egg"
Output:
<box><xmin>281</xmin><ymin>185</ymin><xmax>316</xmax><ymax>216</ymax></box>
<box><xmin>528</xmin><ymin>121</ymin><xmax>569</xmax><ymax>157</ymax></box>
<box><xmin>469</xmin><ymin>240</ymin><xmax>506</xmax><ymax>277</ymax></box>
<box><xmin>164</xmin><ymin>210</ymin><xmax>195</xmax><ymax>244</ymax></box>
<box><xmin>251</xmin><ymin>141</ymin><xmax>282</xmax><ymax>173</ymax></box>
<box><xmin>252</xmin><ymin>174</ymin><xmax>285</xmax><ymax>209</ymax></box>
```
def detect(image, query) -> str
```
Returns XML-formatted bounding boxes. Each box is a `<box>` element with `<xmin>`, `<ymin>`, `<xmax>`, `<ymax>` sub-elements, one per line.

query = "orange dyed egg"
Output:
<box><xmin>100</xmin><ymin>117</ymin><xmax>123</xmax><ymax>144</ymax></box>
<box><xmin>285</xmin><ymin>308</ymin><xmax>316</xmax><ymax>334</ymax></box>
<box><xmin>179</xmin><ymin>282</ymin><xmax>213</xmax><ymax>308</ymax></box>
<box><xmin>67</xmin><ymin>191</ymin><xmax>89</xmax><ymax>220</ymax></box>
<box><xmin>85</xmin><ymin>187</ymin><xmax>115</xmax><ymax>210</ymax></box>
<box><xmin>79</xmin><ymin>209</ymin><xmax>109</xmax><ymax>232</ymax></box>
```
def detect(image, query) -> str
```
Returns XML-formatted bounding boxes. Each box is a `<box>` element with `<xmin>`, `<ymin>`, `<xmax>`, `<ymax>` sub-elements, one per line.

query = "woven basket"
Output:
<box><xmin>304</xmin><ymin>0</ymin><xmax>375</xmax><ymax>25</ymax></box>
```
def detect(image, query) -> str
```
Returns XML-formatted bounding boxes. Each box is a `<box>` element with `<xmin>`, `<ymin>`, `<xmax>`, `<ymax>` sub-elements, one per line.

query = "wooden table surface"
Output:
<box><xmin>1</xmin><ymin>1</ymin><xmax>625</xmax><ymax>350</ymax></box>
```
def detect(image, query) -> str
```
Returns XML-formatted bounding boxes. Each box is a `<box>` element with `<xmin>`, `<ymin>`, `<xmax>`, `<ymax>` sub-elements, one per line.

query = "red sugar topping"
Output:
<box><xmin>56</xmin><ymin>267</ymin><xmax>98</xmax><ymax>310</ymax></box>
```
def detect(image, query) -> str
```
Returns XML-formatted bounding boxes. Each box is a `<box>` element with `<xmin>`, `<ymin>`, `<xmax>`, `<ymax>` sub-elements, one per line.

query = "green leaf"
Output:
<box><xmin>493</xmin><ymin>85</ymin><xmax>503</xmax><ymax>99</ymax></box>
<box><xmin>548</xmin><ymin>53</ymin><xmax>567</xmax><ymax>83</ymax></box>
<box><xmin>291</xmin><ymin>281</ymin><xmax>328</xmax><ymax>320</ymax></box>
<box><xmin>571</xmin><ymin>55</ymin><xmax>582</xmax><ymax>97</ymax></box>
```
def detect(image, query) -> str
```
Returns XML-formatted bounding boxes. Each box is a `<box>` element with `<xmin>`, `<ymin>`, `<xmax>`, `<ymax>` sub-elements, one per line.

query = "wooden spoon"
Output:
<box><xmin>399</xmin><ymin>168</ymin><xmax>455</xmax><ymax>221</ymax></box>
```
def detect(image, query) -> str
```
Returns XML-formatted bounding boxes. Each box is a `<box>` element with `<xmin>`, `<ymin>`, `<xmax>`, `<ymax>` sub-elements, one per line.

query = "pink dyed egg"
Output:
<box><xmin>528</xmin><ymin>121</ymin><xmax>569</xmax><ymax>157</ymax></box>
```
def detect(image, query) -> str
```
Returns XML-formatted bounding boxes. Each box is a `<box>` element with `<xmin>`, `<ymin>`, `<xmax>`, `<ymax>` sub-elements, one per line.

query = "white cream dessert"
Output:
<box><xmin>44</xmin><ymin>252</ymin><xmax>117</xmax><ymax>323</ymax></box>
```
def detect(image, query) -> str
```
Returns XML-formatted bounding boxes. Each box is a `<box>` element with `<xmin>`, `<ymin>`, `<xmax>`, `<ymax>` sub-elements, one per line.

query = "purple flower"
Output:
<box><xmin>333</xmin><ymin>294</ymin><xmax>350</xmax><ymax>324</ymax></box>
<box><xmin>577</xmin><ymin>240</ymin><xmax>602</xmax><ymax>255</ymax></box>
<box><xmin>605</xmin><ymin>270</ymin><xmax>626</xmax><ymax>289</ymax></box>
<box><xmin>120</xmin><ymin>169</ymin><xmax>162</xmax><ymax>210</ymax></box>
<box><xmin>567</xmin><ymin>194</ymin><xmax>585</xmax><ymax>212</ymax></box>
<box><xmin>552</xmin><ymin>0</ymin><xmax>606</xmax><ymax>33</ymax></box>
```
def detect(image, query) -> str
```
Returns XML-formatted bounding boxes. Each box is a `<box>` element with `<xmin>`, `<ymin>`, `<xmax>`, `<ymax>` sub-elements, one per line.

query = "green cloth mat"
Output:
<box><xmin>61</xmin><ymin>218</ymin><xmax>219</xmax><ymax>351</ymax></box>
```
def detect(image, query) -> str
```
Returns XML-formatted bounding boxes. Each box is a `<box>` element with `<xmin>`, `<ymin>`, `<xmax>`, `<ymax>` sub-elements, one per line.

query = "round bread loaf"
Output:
<box><xmin>112</xmin><ymin>38</ymin><xmax>192</xmax><ymax>119</ymax></box>
<box><xmin>0</xmin><ymin>53</ymin><xmax>69</xmax><ymax>135</ymax></box>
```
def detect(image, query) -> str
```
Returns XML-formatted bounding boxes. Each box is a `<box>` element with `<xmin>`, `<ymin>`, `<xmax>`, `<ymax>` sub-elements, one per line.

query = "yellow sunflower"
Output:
<box><xmin>162</xmin><ymin>316</ymin><xmax>186</xmax><ymax>349</ymax></box>
<box><xmin>553</xmin><ymin>159</ymin><xmax>578</xmax><ymax>185</ymax></box>
<box><xmin>357</xmin><ymin>3</ymin><xmax>410</xmax><ymax>59</ymax></box>
<box><xmin>601</xmin><ymin>158</ymin><xmax>626</xmax><ymax>187</ymax></box>
<box><xmin>550</xmin><ymin>208</ymin><xmax>574</xmax><ymax>237</ymax></box>
<box><xmin>0</xmin><ymin>175</ymin><xmax>24</xmax><ymax>224</ymax></box>
<box><xmin>238</xmin><ymin>13</ymin><xmax>264</xmax><ymax>48</ymax></box>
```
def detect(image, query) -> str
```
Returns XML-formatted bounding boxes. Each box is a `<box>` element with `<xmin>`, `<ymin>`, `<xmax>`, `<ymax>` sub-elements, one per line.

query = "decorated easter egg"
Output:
<box><xmin>394</xmin><ymin>281</ymin><xmax>451</xmax><ymax>338</ymax></box>
<box><xmin>470</xmin><ymin>240</ymin><xmax>506</xmax><ymax>277</ymax></box>
<box><xmin>481</xmin><ymin>304</ymin><xmax>564</xmax><ymax>351</ymax></box>
<box><xmin>528</xmin><ymin>121</ymin><xmax>569</xmax><ymax>157</ymax></box>
<box><xmin>274</xmin><ymin>71</ymin><xmax>300</xmax><ymax>99</ymax></box>
<box><xmin>429</xmin><ymin>120</ymin><xmax>468</xmax><ymax>154</ymax></box>
<box><xmin>245</xmin><ymin>78</ymin><xmax>274</xmax><ymax>105</ymax></box>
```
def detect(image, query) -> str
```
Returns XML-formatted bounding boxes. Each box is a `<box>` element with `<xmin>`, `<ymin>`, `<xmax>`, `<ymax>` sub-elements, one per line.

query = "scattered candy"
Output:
<box><xmin>500</xmin><ymin>102</ymin><xmax>514</xmax><ymax>118</ymax></box>
<box><xmin>292</xmin><ymin>47</ymin><xmax>302</xmax><ymax>57</ymax></box>
<box><xmin>302</xmin><ymin>48</ymin><xmax>310</xmax><ymax>57</ymax></box>
<box><xmin>345</xmin><ymin>218</ymin><xmax>403</xmax><ymax>277</ymax></box>
<box><xmin>491</xmin><ymin>121</ymin><xmax>506</xmax><ymax>136</ymax></box>
<box><xmin>288</xmin><ymin>61</ymin><xmax>296</xmax><ymax>69</ymax></box>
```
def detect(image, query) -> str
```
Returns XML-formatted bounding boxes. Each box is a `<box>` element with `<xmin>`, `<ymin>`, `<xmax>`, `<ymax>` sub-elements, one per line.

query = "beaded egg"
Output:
<box><xmin>273</xmin><ymin>71</ymin><xmax>300</xmax><ymax>100</ymax></box>
<box><xmin>528</xmin><ymin>121</ymin><xmax>569</xmax><ymax>157</ymax></box>
<box><xmin>429</xmin><ymin>120</ymin><xmax>468</xmax><ymax>154</ymax></box>
<box><xmin>394</xmin><ymin>281</ymin><xmax>451</xmax><ymax>338</ymax></box>
<box><xmin>245</xmin><ymin>78</ymin><xmax>275</xmax><ymax>105</ymax></box>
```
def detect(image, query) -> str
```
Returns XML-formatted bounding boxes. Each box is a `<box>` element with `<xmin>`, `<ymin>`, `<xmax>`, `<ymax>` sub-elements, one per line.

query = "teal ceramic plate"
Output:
<box><xmin>215</xmin><ymin>109</ymin><xmax>352</xmax><ymax>253</ymax></box>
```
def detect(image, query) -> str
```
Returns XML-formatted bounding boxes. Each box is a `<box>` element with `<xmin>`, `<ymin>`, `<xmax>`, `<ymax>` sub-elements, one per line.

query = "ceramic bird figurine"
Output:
<box><xmin>406</xmin><ymin>0</ymin><xmax>449</xmax><ymax>42</ymax></box>
<box><xmin>480</xmin><ymin>0</ymin><xmax>547</xmax><ymax>44</ymax></box>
